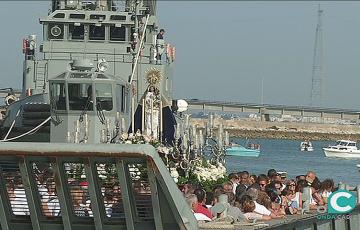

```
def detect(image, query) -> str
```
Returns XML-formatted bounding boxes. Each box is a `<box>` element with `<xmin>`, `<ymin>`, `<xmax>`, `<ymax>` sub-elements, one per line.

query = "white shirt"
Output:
<box><xmin>322</xmin><ymin>191</ymin><xmax>332</xmax><ymax>198</ymax></box>
<box><xmin>11</xmin><ymin>189</ymin><xmax>30</xmax><ymax>216</ymax></box>
<box><xmin>290</xmin><ymin>192</ymin><xmax>301</xmax><ymax>207</ymax></box>
<box><xmin>194</xmin><ymin>212</ymin><xmax>212</xmax><ymax>221</ymax></box>
<box><xmin>254</xmin><ymin>201</ymin><xmax>271</xmax><ymax>216</ymax></box>
<box><xmin>232</xmin><ymin>182</ymin><xmax>238</xmax><ymax>194</ymax></box>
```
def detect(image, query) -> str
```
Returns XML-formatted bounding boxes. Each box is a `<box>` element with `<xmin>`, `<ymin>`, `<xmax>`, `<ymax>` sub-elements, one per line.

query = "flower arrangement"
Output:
<box><xmin>118</xmin><ymin>131</ymin><xmax>148</xmax><ymax>144</ymax></box>
<box><xmin>117</xmin><ymin>130</ymin><xmax>227</xmax><ymax>187</ymax></box>
<box><xmin>192</xmin><ymin>159</ymin><xmax>227</xmax><ymax>182</ymax></box>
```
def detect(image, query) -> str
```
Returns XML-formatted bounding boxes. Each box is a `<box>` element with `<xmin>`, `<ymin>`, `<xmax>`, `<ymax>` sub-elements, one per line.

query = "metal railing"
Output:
<box><xmin>186</xmin><ymin>99</ymin><xmax>360</xmax><ymax>115</ymax></box>
<box><xmin>0</xmin><ymin>143</ymin><xmax>197</xmax><ymax>230</ymax></box>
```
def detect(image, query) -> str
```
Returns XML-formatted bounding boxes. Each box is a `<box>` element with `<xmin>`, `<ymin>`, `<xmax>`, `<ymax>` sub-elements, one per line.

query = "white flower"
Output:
<box><xmin>192</xmin><ymin>160</ymin><xmax>227</xmax><ymax>182</ymax></box>
<box><xmin>136</xmin><ymin>131</ymin><xmax>142</xmax><ymax>137</ymax></box>
<box><xmin>170</xmin><ymin>168</ymin><xmax>179</xmax><ymax>179</ymax></box>
<box><xmin>144</xmin><ymin>135</ymin><xmax>151</xmax><ymax>142</ymax></box>
<box><xmin>121</xmin><ymin>133</ymin><xmax>128</xmax><ymax>140</ymax></box>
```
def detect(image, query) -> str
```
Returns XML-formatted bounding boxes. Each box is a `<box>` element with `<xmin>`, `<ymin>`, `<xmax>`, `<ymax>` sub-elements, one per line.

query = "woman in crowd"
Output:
<box><xmin>267</xmin><ymin>190</ymin><xmax>286</xmax><ymax>216</ymax></box>
<box><xmin>311</xmin><ymin>177</ymin><xmax>325</xmax><ymax>208</ymax></box>
<box><xmin>285</xmin><ymin>179</ymin><xmax>302</xmax><ymax>209</ymax></box>
<box><xmin>281</xmin><ymin>188</ymin><xmax>299</xmax><ymax>214</ymax></box>
<box><xmin>320</xmin><ymin>179</ymin><xmax>334</xmax><ymax>205</ymax></box>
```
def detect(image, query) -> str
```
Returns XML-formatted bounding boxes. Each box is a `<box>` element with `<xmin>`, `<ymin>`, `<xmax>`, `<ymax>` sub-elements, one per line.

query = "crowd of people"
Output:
<box><xmin>5</xmin><ymin>163</ymin><xmax>336</xmax><ymax>223</ymax></box>
<box><xmin>181</xmin><ymin>169</ymin><xmax>335</xmax><ymax>222</ymax></box>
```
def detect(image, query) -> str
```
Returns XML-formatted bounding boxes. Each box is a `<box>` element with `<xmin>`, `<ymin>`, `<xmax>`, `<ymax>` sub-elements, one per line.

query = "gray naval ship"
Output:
<box><xmin>0</xmin><ymin>1</ymin><xmax>200</xmax><ymax>229</ymax></box>
<box><xmin>0</xmin><ymin>0</ymin><xmax>177</xmax><ymax>144</ymax></box>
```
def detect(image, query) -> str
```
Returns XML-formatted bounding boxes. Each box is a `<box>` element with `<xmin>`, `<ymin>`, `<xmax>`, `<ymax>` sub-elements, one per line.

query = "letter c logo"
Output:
<box><xmin>328</xmin><ymin>190</ymin><xmax>356</xmax><ymax>214</ymax></box>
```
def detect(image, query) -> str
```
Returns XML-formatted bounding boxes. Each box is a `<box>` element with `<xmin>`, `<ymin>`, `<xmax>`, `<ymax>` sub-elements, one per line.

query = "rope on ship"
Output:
<box><xmin>0</xmin><ymin>116</ymin><xmax>51</xmax><ymax>142</ymax></box>
<box><xmin>3</xmin><ymin>106</ymin><xmax>22</xmax><ymax>140</ymax></box>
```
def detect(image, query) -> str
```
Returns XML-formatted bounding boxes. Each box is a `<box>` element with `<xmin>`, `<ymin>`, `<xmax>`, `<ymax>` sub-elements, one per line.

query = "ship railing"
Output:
<box><xmin>44</xmin><ymin>51</ymin><xmax>153</xmax><ymax>64</ymax></box>
<box><xmin>0</xmin><ymin>142</ymin><xmax>197</xmax><ymax>230</ymax></box>
<box><xmin>43</xmin><ymin>49</ymin><xmax>174</xmax><ymax>66</ymax></box>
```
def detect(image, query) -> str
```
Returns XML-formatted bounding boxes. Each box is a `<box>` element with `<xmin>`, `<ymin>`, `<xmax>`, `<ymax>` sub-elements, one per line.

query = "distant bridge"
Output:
<box><xmin>185</xmin><ymin>99</ymin><xmax>360</xmax><ymax>121</ymax></box>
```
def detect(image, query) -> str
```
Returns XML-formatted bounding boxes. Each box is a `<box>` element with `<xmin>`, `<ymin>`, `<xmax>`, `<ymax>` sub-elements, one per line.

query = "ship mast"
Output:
<box><xmin>310</xmin><ymin>5</ymin><xmax>324</xmax><ymax>106</ymax></box>
<box><xmin>128</xmin><ymin>1</ymin><xmax>152</xmax><ymax>92</ymax></box>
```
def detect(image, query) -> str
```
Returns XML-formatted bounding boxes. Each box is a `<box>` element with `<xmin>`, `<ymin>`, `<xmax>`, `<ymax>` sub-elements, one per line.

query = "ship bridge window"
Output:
<box><xmin>97</xmin><ymin>74</ymin><xmax>108</xmax><ymax>79</ymax></box>
<box><xmin>68</xmin><ymin>83</ymin><xmax>93</xmax><ymax>111</ymax></box>
<box><xmin>70</xmin><ymin>73</ymin><xmax>93</xmax><ymax>78</ymax></box>
<box><xmin>48</xmin><ymin>23</ymin><xmax>64</xmax><ymax>40</ymax></box>
<box><xmin>89</xmin><ymin>24</ymin><xmax>105</xmax><ymax>40</ymax></box>
<box><xmin>110</xmin><ymin>15</ymin><xmax>126</xmax><ymax>21</ymax></box>
<box><xmin>348</xmin><ymin>143</ymin><xmax>356</xmax><ymax>146</ymax></box>
<box><xmin>53</xmin><ymin>13</ymin><xmax>65</xmax><ymax>18</ymax></box>
<box><xmin>69</xmin><ymin>14</ymin><xmax>85</xmax><ymax>19</ymax></box>
<box><xmin>116</xmin><ymin>84</ymin><xmax>126</xmax><ymax>113</ymax></box>
<box><xmin>110</xmin><ymin>25</ymin><xmax>126</xmax><ymax>41</ymax></box>
<box><xmin>340</xmin><ymin>141</ymin><xmax>347</xmax><ymax>146</ymax></box>
<box><xmin>90</xmin><ymin>14</ymin><xmax>106</xmax><ymax>20</ymax></box>
<box><xmin>51</xmin><ymin>83</ymin><xmax>66</xmax><ymax>110</ymax></box>
<box><xmin>96</xmin><ymin>84</ymin><xmax>113</xmax><ymax>111</ymax></box>
<box><xmin>69</xmin><ymin>24</ymin><xmax>84</xmax><ymax>40</ymax></box>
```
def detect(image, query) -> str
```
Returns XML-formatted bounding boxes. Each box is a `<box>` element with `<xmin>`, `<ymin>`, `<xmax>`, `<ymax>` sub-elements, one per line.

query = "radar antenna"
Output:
<box><xmin>310</xmin><ymin>5</ymin><xmax>324</xmax><ymax>106</ymax></box>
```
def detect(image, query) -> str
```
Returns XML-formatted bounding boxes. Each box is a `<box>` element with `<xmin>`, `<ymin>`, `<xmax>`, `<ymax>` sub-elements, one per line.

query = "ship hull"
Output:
<box><xmin>323</xmin><ymin>148</ymin><xmax>360</xmax><ymax>158</ymax></box>
<box><xmin>226</xmin><ymin>146</ymin><xmax>260</xmax><ymax>157</ymax></box>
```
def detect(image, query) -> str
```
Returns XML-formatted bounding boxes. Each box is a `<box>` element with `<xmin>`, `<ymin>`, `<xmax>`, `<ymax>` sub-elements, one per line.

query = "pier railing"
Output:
<box><xmin>0</xmin><ymin>142</ymin><xmax>197</xmax><ymax>230</ymax></box>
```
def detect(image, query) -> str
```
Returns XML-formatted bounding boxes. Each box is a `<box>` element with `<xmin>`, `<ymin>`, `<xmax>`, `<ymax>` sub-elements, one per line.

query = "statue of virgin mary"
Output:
<box><xmin>143</xmin><ymin>68</ymin><xmax>162</xmax><ymax>140</ymax></box>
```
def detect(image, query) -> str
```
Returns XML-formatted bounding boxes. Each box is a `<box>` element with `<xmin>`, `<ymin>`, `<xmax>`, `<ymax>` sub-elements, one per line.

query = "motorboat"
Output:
<box><xmin>323</xmin><ymin>140</ymin><xmax>360</xmax><ymax>158</ymax></box>
<box><xmin>226</xmin><ymin>143</ymin><xmax>260</xmax><ymax>157</ymax></box>
<box><xmin>300</xmin><ymin>141</ymin><xmax>314</xmax><ymax>151</ymax></box>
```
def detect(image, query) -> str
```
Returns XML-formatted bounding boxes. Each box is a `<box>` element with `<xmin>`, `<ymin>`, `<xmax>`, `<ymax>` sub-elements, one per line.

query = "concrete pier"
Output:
<box><xmin>200</xmin><ymin>206</ymin><xmax>360</xmax><ymax>230</ymax></box>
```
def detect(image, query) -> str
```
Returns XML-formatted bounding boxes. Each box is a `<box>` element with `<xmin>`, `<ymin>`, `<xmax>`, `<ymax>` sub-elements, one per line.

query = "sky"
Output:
<box><xmin>0</xmin><ymin>1</ymin><xmax>360</xmax><ymax>109</ymax></box>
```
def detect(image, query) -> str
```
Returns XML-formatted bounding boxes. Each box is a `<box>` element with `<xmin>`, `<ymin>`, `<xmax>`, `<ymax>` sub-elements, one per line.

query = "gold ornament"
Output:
<box><xmin>146</xmin><ymin>68</ymin><xmax>162</xmax><ymax>86</ymax></box>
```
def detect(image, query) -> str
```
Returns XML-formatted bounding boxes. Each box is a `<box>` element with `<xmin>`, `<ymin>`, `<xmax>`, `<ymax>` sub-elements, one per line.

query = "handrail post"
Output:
<box><xmin>148</xmin><ymin>160</ymin><xmax>163</xmax><ymax>230</ymax></box>
<box><xmin>54</xmin><ymin>158</ymin><xmax>74</xmax><ymax>230</ymax></box>
<box><xmin>84</xmin><ymin>157</ymin><xmax>105</xmax><ymax>230</ymax></box>
<box><xmin>116</xmin><ymin>159</ymin><xmax>135</xmax><ymax>230</ymax></box>
<box><xmin>19</xmin><ymin>157</ymin><xmax>43</xmax><ymax>230</ymax></box>
<box><xmin>0</xmin><ymin>163</ymin><xmax>11</xmax><ymax>230</ymax></box>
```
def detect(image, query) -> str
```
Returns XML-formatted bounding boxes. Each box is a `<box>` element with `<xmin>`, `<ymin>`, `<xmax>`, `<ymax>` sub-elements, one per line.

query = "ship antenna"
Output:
<box><xmin>310</xmin><ymin>5</ymin><xmax>324</xmax><ymax>106</ymax></box>
<box><xmin>129</xmin><ymin>14</ymin><xmax>150</xmax><ymax>84</ymax></box>
<box><xmin>83</xmin><ymin>26</ymin><xmax>88</xmax><ymax>59</ymax></box>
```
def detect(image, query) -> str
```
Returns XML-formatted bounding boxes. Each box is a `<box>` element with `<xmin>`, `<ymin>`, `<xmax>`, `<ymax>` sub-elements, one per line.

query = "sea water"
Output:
<box><xmin>226</xmin><ymin>138</ymin><xmax>360</xmax><ymax>186</ymax></box>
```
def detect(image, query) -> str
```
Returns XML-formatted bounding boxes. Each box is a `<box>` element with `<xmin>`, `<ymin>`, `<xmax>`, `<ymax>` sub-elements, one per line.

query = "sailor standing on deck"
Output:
<box><xmin>156</xmin><ymin>29</ymin><xmax>165</xmax><ymax>64</ymax></box>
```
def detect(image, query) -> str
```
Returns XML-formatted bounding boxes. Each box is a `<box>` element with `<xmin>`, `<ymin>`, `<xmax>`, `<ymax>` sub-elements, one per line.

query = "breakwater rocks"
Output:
<box><xmin>190</xmin><ymin>118</ymin><xmax>360</xmax><ymax>141</ymax></box>
<box><xmin>227</xmin><ymin>129</ymin><xmax>360</xmax><ymax>141</ymax></box>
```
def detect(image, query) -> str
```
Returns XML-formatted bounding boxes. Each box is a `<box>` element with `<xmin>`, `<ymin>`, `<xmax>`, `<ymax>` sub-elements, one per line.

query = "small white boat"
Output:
<box><xmin>300</xmin><ymin>141</ymin><xmax>314</xmax><ymax>151</ymax></box>
<box><xmin>356</xmin><ymin>164</ymin><xmax>360</xmax><ymax>171</ymax></box>
<box><xmin>323</xmin><ymin>140</ymin><xmax>360</xmax><ymax>158</ymax></box>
